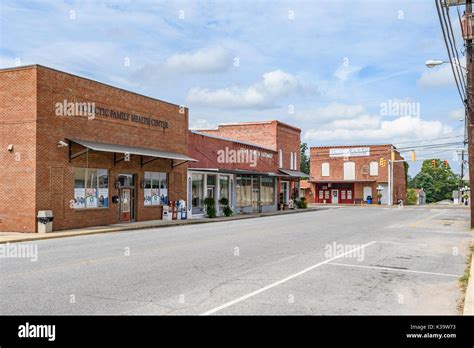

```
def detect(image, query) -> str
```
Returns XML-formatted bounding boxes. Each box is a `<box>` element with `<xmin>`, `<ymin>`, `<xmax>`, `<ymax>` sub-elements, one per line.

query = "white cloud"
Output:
<box><xmin>293</xmin><ymin>103</ymin><xmax>365</xmax><ymax>122</ymax></box>
<box><xmin>189</xmin><ymin>118</ymin><xmax>216</xmax><ymax>130</ymax></box>
<box><xmin>330</xmin><ymin>115</ymin><xmax>380</xmax><ymax>130</ymax></box>
<box><xmin>185</xmin><ymin>69</ymin><xmax>308</xmax><ymax>109</ymax></box>
<box><xmin>303</xmin><ymin>115</ymin><xmax>452</xmax><ymax>143</ymax></box>
<box><xmin>418</xmin><ymin>63</ymin><xmax>456</xmax><ymax>88</ymax></box>
<box><xmin>449</xmin><ymin>108</ymin><xmax>465</xmax><ymax>121</ymax></box>
<box><xmin>163</xmin><ymin>46</ymin><xmax>233</xmax><ymax>74</ymax></box>
<box><xmin>334</xmin><ymin>65</ymin><xmax>361</xmax><ymax>81</ymax></box>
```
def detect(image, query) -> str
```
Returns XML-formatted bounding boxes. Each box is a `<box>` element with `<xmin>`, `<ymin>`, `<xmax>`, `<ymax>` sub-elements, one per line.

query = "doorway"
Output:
<box><xmin>331</xmin><ymin>189</ymin><xmax>339</xmax><ymax>204</ymax></box>
<box><xmin>118</xmin><ymin>173</ymin><xmax>136</xmax><ymax>222</ymax></box>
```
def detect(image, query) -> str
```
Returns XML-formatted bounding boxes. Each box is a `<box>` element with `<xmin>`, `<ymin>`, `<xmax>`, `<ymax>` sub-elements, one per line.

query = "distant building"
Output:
<box><xmin>306</xmin><ymin>144</ymin><xmax>406</xmax><ymax>205</ymax></box>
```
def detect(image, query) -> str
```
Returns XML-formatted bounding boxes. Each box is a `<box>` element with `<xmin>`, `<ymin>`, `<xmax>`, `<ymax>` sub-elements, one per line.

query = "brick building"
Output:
<box><xmin>188</xmin><ymin>131</ymin><xmax>278</xmax><ymax>216</ymax></box>
<box><xmin>193</xmin><ymin>121</ymin><xmax>307</xmax><ymax>215</ymax></box>
<box><xmin>0</xmin><ymin>65</ymin><xmax>194</xmax><ymax>232</ymax></box>
<box><xmin>306</xmin><ymin>145</ymin><xmax>406</xmax><ymax>205</ymax></box>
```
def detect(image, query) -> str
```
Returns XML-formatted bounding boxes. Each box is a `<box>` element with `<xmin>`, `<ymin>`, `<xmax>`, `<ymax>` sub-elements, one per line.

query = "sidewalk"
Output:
<box><xmin>463</xmin><ymin>250</ymin><xmax>474</xmax><ymax>315</ymax></box>
<box><xmin>0</xmin><ymin>207</ymin><xmax>320</xmax><ymax>244</ymax></box>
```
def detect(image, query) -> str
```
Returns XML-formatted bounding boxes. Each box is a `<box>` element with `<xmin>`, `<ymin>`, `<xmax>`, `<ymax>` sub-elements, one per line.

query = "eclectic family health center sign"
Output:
<box><xmin>329</xmin><ymin>147</ymin><xmax>370</xmax><ymax>158</ymax></box>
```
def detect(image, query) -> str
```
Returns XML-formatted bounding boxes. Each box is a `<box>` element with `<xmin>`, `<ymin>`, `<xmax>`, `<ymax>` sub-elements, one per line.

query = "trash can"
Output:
<box><xmin>366</xmin><ymin>196</ymin><xmax>372</xmax><ymax>205</ymax></box>
<box><xmin>37</xmin><ymin>210</ymin><xmax>54</xmax><ymax>233</ymax></box>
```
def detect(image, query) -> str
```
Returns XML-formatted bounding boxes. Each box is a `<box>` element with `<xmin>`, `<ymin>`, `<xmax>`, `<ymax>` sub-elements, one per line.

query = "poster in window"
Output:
<box><xmin>86</xmin><ymin>188</ymin><xmax>98</xmax><ymax>208</ymax></box>
<box><xmin>159</xmin><ymin>189</ymin><xmax>168</xmax><ymax>205</ymax></box>
<box><xmin>151</xmin><ymin>189</ymin><xmax>160</xmax><ymax>205</ymax></box>
<box><xmin>98</xmin><ymin>188</ymin><xmax>109</xmax><ymax>208</ymax></box>
<box><xmin>73</xmin><ymin>188</ymin><xmax>85</xmax><ymax>209</ymax></box>
<box><xmin>144</xmin><ymin>189</ymin><xmax>152</xmax><ymax>206</ymax></box>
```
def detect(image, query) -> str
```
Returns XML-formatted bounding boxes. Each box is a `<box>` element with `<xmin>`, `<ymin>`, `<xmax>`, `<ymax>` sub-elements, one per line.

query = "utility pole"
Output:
<box><xmin>467</xmin><ymin>0</ymin><xmax>474</xmax><ymax>227</ymax></box>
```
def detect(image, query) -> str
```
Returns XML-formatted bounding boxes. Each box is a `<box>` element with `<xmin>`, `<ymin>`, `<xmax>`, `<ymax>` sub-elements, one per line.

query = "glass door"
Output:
<box><xmin>252</xmin><ymin>176</ymin><xmax>260</xmax><ymax>213</ymax></box>
<box><xmin>120</xmin><ymin>188</ymin><xmax>131</xmax><ymax>222</ymax></box>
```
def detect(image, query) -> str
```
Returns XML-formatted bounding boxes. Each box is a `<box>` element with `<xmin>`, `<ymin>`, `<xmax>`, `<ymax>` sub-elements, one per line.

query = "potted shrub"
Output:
<box><xmin>376</xmin><ymin>193</ymin><xmax>382</xmax><ymax>204</ymax></box>
<box><xmin>219</xmin><ymin>197</ymin><xmax>233</xmax><ymax>217</ymax></box>
<box><xmin>203</xmin><ymin>197</ymin><xmax>216</xmax><ymax>218</ymax></box>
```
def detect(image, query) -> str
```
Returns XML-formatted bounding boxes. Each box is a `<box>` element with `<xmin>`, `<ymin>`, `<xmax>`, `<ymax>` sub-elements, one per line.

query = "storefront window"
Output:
<box><xmin>73</xmin><ymin>168</ymin><xmax>108</xmax><ymax>209</ymax></box>
<box><xmin>207</xmin><ymin>174</ymin><xmax>216</xmax><ymax>199</ymax></box>
<box><xmin>236</xmin><ymin>176</ymin><xmax>252</xmax><ymax>206</ymax></box>
<box><xmin>219</xmin><ymin>175</ymin><xmax>229</xmax><ymax>200</ymax></box>
<box><xmin>144</xmin><ymin>172</ymin><xmax>167</xmax><ymax>206</ymax></box>
<box><xmin>192</xmin><ymin>173</ymin><xmax>204</xmax><ymax>214</ymax></box>
<box><xmin>260</xmin><ymin>177</ymin><xmax>275</xmax><ymax>205</ymax></box>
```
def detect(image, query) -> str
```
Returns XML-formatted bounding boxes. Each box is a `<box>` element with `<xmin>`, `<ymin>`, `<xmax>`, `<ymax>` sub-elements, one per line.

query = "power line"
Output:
<box><xmin>436</xmin><ymin>0</ymin><xmax>467</xmax><ymax>104</ymax></box>
<box><xmin>444</xmin><ymin>3</ymin><xmax>467</xmax><ymax>95</ymax></box>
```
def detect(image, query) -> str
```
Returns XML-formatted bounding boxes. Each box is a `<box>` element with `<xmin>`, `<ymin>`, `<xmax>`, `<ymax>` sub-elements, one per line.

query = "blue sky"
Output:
<box><xmin>0</xmin><ymin>0</ymin><xmax>467</xmax><ymax>176</ymax></box>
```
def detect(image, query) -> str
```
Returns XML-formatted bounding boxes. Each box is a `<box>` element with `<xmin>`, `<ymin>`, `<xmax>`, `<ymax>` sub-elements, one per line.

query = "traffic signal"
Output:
<box><xmin>411</xmin><ymin>151</ymin><xmax>416</xmax><ymax>162</ymax></box>
<box><xmin>443</xmin><ymin>160</ymin><xmax>448</xmax><ymax>169</ymax></box>
<box><xmin>379</xmin><ymin>157</ymin><xmax>386</xmax><ymax>167</ymax></box>
<box><xmin>431</xmin><ymin>159</ymin><xmax>436</xmax><ymax>168</ymax></box>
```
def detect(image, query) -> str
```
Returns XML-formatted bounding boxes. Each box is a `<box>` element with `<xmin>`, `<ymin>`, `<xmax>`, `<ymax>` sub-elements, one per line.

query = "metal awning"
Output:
<box><xmin>68</xmin><ymin>138</ymin><xmax>197</xmax><ymax>167</ymax></box>
<box><xmin>189</xmin><ymin>168</ymin><xmax>281</xmax><ymax>176</ymax></box>
<box><xmin>278</xmin><ymin>169</ymin><xmax>310</xmax><ymax>178</ymax></box>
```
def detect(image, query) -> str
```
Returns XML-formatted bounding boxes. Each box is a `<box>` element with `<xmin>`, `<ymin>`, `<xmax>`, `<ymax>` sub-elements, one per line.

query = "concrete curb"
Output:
<box><xmin>463</xmin><ymin>255</ymin><xmax>474</xmax><ymax>315</ymax></box>
<box><xmin>0</xmin><ymin>208</ymin><xmax>322</xmax><ymax>244</ymax></box>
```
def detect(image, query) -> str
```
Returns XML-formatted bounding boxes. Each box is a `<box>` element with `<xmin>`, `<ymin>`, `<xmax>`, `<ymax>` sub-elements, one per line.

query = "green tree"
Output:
<box><xmin>300</xmin><ymin>142</ymin><xmax>310</xmax><ymax>175</ymax></box>
<box><xmin>412</xmin><ymin>159</ymin><xmax>459</xmax><ymax>203</ymax></box>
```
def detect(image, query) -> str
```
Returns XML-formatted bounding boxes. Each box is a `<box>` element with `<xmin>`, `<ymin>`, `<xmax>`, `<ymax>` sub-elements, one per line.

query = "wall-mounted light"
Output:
<box><xmin>114</xmin><ymin>181</ymin><xmax>120</xmax><ymax>189</ymax></box>
<box><xmin>140</xmin><ymin>180</ymin><xmax>146</xmax><ymax>189</ymax></box>
<box><xmin>57</xmin><ymin>140</ymin><xmax>68</xmax><ymax>148</ymax></box>
<box><xmin>7</xmin><ymin>144</ymin><xmax>13</xmax><ymax>152</ymax></box>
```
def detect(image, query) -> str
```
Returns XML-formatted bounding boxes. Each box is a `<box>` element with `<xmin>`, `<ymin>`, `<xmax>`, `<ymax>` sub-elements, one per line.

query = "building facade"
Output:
<box><xmin>0</xmin><ymin>65</ymin><xmax>193</xmax><ymax>232</ymax></box>
<box><xmin>190</xmin><ymin>121</ymin><xmax>306</xmax><ymax>216</ymax></box>
<box><xmin>188</xmin><ymin>131</ymin><xmax>279</xmax><ymax>216</ymax></box>
<box><xmin>307</xmin><ymin>145</ymin><xmax>406</xmax><ymax>205</ymax></box>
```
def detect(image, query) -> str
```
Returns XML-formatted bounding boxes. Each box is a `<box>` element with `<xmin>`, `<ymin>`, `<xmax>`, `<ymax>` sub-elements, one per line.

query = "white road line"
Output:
<box><xmin>200</xmin><ymin>240</ymin><xmax>377</xmax><ymax>315</ymax></box>
<box><xmin>376</xmin><ymin>240</ymin><xmax>429</xmax><ymax>246</ymax></box>
<box><xmin>327</xmin><ymin>262</ymin><xmax>460</xmax><ymax>278</ymax></box>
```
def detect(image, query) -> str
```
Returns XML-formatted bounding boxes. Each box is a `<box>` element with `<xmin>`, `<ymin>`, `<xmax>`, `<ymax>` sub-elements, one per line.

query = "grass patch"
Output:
<box><xmin>458</xmin><ymin>244</ymin><xmax>474</xmax><ymax>313</ymax></box>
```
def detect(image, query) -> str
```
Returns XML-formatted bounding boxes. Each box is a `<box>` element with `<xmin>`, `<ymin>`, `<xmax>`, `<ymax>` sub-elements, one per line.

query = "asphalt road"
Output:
<box><xmin>0</xmin><ymin>206</ymin><xmax>472</xmax><ymax>315</ymax></box>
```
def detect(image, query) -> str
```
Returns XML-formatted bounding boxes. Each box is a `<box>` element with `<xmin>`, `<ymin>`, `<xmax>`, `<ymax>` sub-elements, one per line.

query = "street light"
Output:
<box><xmin>425</xmin><ymin>59</ymin><xmax>467</xmax><ymax>71</ymax></box>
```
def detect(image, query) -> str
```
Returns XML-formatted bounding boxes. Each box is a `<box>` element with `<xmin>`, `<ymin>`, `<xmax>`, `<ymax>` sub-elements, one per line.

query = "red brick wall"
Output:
<box><xmin>198</xmin><ymin>121</ymin><xmax>301</xmax><ymax>171</ymax></box>
<box><xmin>1</xmin><ymin>65</ymin><xmax>189</xmax><ymax>232</ymax></box>
<box><xmin>0</xmin><ymin>67</ymin><xmax>37</xmax><ymax>232</ymax></box>
<box><xmin>200</xmin><ymin>122</ymin><xmax>278</xmax><ymax>150</ymax></box>
<box><xmin>188</xmin><ymin>132</ymin><xmax>277</xmax><ymax>172</ymax></box>
<box><xmin>310</xmin><ymin>145</ymin><xmax>406</xmax><ymax>204</ymax></box>
<box><xmin>276</xmin><ymin>123</ymin><xmax>300</xmax><ymax>171</ymax></box>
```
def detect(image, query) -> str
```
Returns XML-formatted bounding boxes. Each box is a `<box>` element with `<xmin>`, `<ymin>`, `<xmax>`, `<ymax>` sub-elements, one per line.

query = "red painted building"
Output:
<box><xmin>306</xmin><ymin>144</ymin><xmax>406</xmax><ymax>205</ymax></box>
<box><xmin>190</xmin><ymin>121</ymin><xmax>307</xmax><ymax>216</ymax></box>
